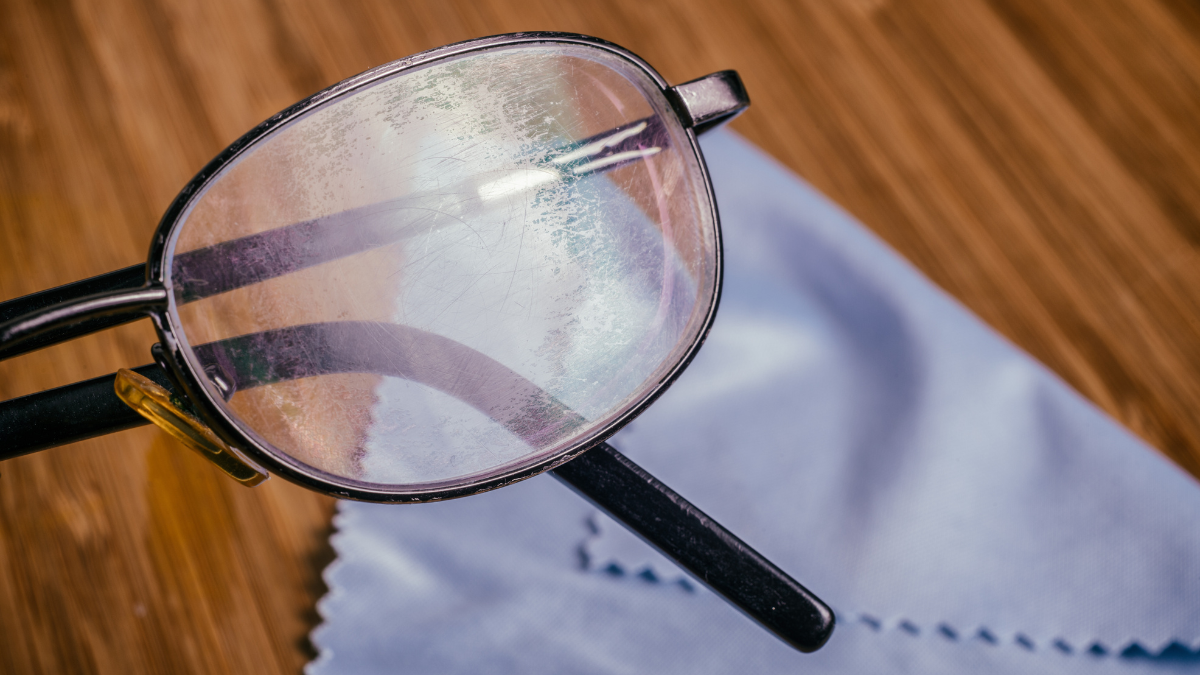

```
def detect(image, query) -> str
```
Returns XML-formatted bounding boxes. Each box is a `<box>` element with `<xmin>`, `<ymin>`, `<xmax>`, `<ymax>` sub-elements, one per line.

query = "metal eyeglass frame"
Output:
<box><xmin>0</xmin><ymin>32</ymin><xmax>834</xmax><ymax>652</ymax></box>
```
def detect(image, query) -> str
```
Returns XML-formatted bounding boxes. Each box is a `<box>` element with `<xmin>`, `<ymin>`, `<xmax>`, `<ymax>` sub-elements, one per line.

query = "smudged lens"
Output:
<box><xmin>164</xmin><ymin>42</ymin><xmax>718</xmax><ymax>494</ymax></box>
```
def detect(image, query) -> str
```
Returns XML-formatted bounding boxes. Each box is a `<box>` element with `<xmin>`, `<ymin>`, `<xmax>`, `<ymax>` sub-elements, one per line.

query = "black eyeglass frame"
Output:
<box><xmin>10</xmin><ymin>32</ymin><xmax>736</xmax><ymax>503</ymax></box>
<box><xmin>0</xmin><ymin>32</ymin><xmax>835</xmax><ymax>652</ymax></box>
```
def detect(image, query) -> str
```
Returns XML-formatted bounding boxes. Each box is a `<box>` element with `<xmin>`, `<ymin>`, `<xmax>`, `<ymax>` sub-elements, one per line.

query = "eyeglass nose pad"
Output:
<box><xmin>114</xmin><ymin>368</ymin><xmax>268</xmax><ymax>486</ymax></box>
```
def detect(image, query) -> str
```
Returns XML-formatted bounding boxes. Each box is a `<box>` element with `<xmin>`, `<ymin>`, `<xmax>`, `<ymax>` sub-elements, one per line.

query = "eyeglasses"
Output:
<box><xmin>0</xmin><ymin>32</ymin><xmax>833</xmax><ymax>651</ymax></box>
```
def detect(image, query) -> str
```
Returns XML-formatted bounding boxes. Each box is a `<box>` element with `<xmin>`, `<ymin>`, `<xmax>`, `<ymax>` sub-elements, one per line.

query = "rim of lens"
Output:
<box><xmin>147</xmin><ymin>33</ymin><xmax>724</xmax><ymax>502</ymax></box>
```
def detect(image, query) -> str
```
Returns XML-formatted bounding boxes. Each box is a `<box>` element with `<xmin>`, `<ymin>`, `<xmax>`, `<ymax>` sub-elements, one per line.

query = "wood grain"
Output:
<box><xmin>1</xmin><ymin>0</ymin><xmax>1198</xmax><ymax>672</ymax></box>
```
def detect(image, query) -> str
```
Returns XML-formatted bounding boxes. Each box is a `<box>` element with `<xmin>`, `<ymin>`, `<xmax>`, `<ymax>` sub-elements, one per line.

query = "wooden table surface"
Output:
<box><xmin>1</xmin><ymin>0</ymin><xmax>1198</xmax><ymax>671</ymax></box>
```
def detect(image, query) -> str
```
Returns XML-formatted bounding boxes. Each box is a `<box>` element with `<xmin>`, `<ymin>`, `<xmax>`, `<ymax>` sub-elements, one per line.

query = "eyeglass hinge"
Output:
<box><xmin>667</xmin><ymin>70</ymin><xmax>750</xmax><ymax>136</ymax></box>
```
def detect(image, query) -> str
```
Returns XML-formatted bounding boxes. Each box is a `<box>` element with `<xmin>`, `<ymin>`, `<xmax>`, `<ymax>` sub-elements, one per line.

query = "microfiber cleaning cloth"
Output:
<box><xmin>308</xmin><ymin>130</ymin><xmax>1200</xmax><ymax>674</ymax></box>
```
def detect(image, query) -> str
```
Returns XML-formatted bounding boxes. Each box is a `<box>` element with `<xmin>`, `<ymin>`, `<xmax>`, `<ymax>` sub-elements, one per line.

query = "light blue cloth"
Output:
<box><xmin>307</xmin><ymin>130</ymin><xmax>1200</xmax><ymax>673</ymax></box>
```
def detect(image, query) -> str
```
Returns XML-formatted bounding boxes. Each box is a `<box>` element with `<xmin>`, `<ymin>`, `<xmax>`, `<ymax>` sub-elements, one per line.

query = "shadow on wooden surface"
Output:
<box><xmin>1</xmin><ymin>0</ymin><xmax>1198</xmax><ymax>672</ymax></box>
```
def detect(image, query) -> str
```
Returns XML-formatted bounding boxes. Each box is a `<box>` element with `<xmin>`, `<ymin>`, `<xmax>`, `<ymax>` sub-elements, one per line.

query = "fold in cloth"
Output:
<box><xmin>308</xmin><ymin>130</ymin><xmax>1200</xmax><ymax>674</ymax></box>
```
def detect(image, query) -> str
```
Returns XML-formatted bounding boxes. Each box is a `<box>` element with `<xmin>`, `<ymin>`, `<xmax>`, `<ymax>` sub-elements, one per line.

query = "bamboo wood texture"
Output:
<box><xmin>1</xmin><ymin>0</ymin><xmax>1198</xmax><ymax>672</ymax></box>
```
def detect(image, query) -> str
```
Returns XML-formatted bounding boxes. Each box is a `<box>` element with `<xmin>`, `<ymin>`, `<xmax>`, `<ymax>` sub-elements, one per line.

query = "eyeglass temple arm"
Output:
<box><xmin>552</xmin><ymin>444</ymin><xmax>834</xmax><ymax>652</ymax></box>
<box><xmin>0</xmin><ymin>364</ymin><xmax>168</xmax><ymax>454</ymax></box>
<box><xmin>0</xmin><ymin>265</ymin><xmax>149</xmax><ymax>361</ymax></box>
<box><xmin>0</xmin><ymin>358</ymin><xmax>834</xmax><ymax>652</ymax></box>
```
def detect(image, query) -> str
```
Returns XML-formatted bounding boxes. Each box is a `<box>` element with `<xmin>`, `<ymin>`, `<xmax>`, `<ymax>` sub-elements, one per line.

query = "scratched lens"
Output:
<box><xmin>165</xmin><ymin>43</ymin><xmax>717</xmax><ymax>493</ymax></box>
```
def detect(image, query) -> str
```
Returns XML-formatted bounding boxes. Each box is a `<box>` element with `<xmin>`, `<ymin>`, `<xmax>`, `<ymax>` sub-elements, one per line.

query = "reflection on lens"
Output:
<box><xmin>166</xmin><ymin>42</ymin><xmax>717</xmax><ymax>493</ymax></box>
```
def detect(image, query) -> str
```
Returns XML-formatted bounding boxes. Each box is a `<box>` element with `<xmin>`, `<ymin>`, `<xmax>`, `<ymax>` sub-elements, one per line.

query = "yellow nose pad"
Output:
<box><xmin>114</xmin><ymin>368</ymin><xmax>268</xmax><ymax>486</ymax></box>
